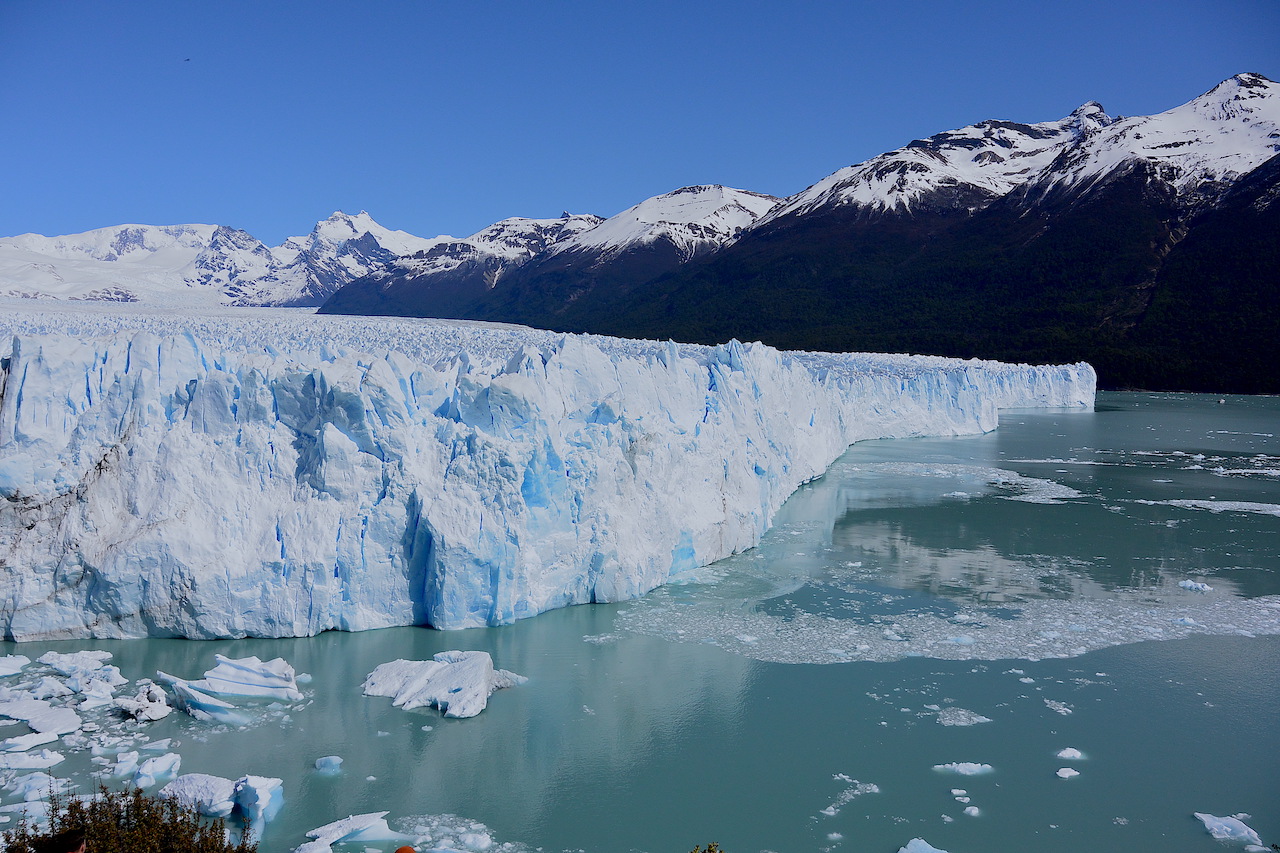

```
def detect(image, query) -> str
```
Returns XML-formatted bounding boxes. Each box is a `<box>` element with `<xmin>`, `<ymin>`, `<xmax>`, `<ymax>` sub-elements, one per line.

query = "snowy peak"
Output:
<box><xmin>555</xmin><ymin>185</ymin><xmax>781</xmax><ymax>261</ymax></box>
<box><xmin>466</xmin><ymin>213</ymin><xmax>605</xmax><ymax>261</ymax></box>
<box><xmin>770</xmin><ymin>106</ymin><xmax>1117</xmax><ymax>221</ymax></box>
<box><xmin>1027</xmin><ymin>73</ymin><xmax>1280</xmax><ymax>201</ymax></box>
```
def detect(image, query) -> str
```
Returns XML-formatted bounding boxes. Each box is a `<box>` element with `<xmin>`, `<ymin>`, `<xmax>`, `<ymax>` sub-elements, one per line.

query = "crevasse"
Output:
<box><xmin>0</xmin><ymin>322</ymin><xmax>1093</xmax><ymax>640</ymax></box>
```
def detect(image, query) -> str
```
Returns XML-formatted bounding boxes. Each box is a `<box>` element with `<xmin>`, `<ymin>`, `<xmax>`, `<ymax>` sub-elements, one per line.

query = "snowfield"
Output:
<box><xmin>0</xmin><ymin>303</ymin><xmax>1094</xmax><ymax>640</ymax></box>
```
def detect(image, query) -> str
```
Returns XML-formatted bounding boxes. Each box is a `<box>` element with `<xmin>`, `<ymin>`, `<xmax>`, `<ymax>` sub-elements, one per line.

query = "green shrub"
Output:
<box><xmin>2</xmin><ymin>786</ymin><xmax>256</xmax><ymax>853</ymax></box>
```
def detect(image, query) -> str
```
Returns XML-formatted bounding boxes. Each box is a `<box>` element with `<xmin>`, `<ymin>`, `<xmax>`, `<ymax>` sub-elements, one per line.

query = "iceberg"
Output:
<box><xmin>0</xmin><ymin>308</ymin><xmax>1094</xmax><ymax>640</ymax></box>
<box><xmin>195</xmin><ymin>655</ymin><xmax>304</xmax><ymax>702</ymax></box>
<box><xmin>1194</xmin><ymin>812</ymin><xmax>1262</xmax><ymax>845</ymax></box>
<box><xmin>363</xmin><ymin>651</ymin><xmax>526</xmax><ymax>718</ymax></box>
<box><xmin>294</xmin><ymin>812</ymin><xmax>413</xmax><ymax>853</ymax></box>
<box><xmin>233</xmin><ymin>775</ymin><xmax>284</xmax><ymax>838</ymax></box>
<box><xmin>160</xmin><ymin>773</ymin><xmax>237</xmax><ymax>818</ymax></box>
<box><xmin>156</xmin><ymin>673</ymin><xmax>252</xmax><ymax>726</ymax></box>
<box><xmin>114</xmin><ymin>681</ymin><xmax>172</xmax><ymax>721</ymax></box>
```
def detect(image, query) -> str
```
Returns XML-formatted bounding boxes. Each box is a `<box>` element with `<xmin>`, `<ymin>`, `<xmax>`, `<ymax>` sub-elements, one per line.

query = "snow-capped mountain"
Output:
<box><xmin>0</xmin><ymin>211</ymin><xmax>443</xmax><ymax>308</ymax></box>
<box><xmin>319</xmin><ymin>186</ymin><xmax>779</xmax><ymax>321</ymax></box>
<box><xmin>1022</xmin><ymin>72</ymin><xmax>1280</xmax><ymax>206</ymax></box>
<box><xmin>551</xmin><ymin>185</ymin><xmax>781</xmax><ymax>262</ymax></box>
<box><xmin>764</xmin><ymin>102</ymin><xmax>1116</xmax><ymax>222</ymax></box>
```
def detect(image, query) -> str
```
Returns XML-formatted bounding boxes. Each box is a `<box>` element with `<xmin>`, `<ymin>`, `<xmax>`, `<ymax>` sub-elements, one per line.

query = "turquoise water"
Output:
<box><xmin>2</xmin><ymin>393</ymin><xmax>1277</xmax><ymax>852</ymax></box>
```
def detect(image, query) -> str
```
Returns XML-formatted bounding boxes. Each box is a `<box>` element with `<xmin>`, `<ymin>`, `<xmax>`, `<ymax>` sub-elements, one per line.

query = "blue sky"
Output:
<box><xmin>2</xmin><ymin>0</ymin><xmax>1277</xmax><ymax>245</ymax></box>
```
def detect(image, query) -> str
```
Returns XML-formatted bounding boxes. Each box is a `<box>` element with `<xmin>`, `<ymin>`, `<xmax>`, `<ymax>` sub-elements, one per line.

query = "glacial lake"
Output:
<box><xmin>2</xmin><ymin>392</ymin><xmax>1277</xmax><ymax>853</ymax></box>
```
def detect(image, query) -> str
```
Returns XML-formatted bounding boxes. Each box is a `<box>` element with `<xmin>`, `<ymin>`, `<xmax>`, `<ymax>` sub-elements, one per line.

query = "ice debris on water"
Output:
<box><xmin>161</xmin><ymin>774</ymin><xmax>238</xmax><ymax>818</ymax></box>
<box><xmin>1056</xmin><ymin>747</ymin><xmax>1084</xmax><ymax>759</ymax></box>
<box><xmin>1193</xmin><ymin>812</ymin><xmax>1262</xmax><ymax>845</ymax></box>
<box><xmin>114</xmin><ymin>681</ymin><xmax>172</xmax><ymax>721</ymax></box>
<box><xmin>363</xmin><ymin>651</ymin><xmax>526</xmax><ymax>719</ymax></box>
<box><xmin>933</xmin><ymin>763</ymin><xmax>993</xmax><ymax>776</ymax></box>
<box><xmin>1056</xmin><ymin>768</ymin><xmax>1080</xmax><ymax>779</ymax></box>
<box><xmin>934</xmin><ymin>707</ymin><xmax>991</xmax><ymax>726</ymax></box>
<box><xmin>1179</xmin><ymin>580</ymin><xmax>1214</xmax><ymax>592</ymax></box>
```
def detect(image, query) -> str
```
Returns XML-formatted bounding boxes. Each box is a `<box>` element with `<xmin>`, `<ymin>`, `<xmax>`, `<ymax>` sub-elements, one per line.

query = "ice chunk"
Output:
<box><xmin>1056</xmin><ymin>747</ymin><xmax>1084</xmax><ymax>760</ymax></box>
<box><xmin>160</xmin><ymin>773</ymin><xmax>237</xmax><ymax>818</ymax></box>
<box><xmin>1056</xmin><ymin>767</ymin><xmax>1080</xmax><ymax>779</ymax></box>
<box><xmin>933</xmin><ymin>762</ymin><xmax>993</xmax><ymax>775</ymax></box>
<box><xmin>1179</xmin><ymin>580</ymin><xmax>1213</xmax><ymax>592</ymax></box>
<box><xmin>964</xmin><ymin>806</ymin><xmax>981</xmax><ymax>817</ymax></box>
<box><xmin>133</xmin><ymin>752</ymin><xmax>181</xmax><ymax>788</ymax></box>
<box><xmin>935</xmin><ymin>707</ymin><xmax>991</xmax><ymax>726</ymax></box>
<box><xmin>0</xmin><ymin>697</ymin><xmax>82</xmax><ymax>734</ymax></box>
<box><xmin>2</xmin><ymin>731</ymin><xmax>58</xmax><ymax>751</ymax></box>
<box><xmin>1193</xmin><ymin>812</ymin><xmax>1261</xmax><ymax>844</ymax></box>
<box><xmin>5</xmin><ymin>771</ymin><xmax>73</xmax><ymax>801</ymax></box>
<box><xmin>0</xmin><ymin>748</ymin><xmax>63</xmax><ymax>769</ymax></box>
<box><xmin>234</xmin><ymin>775</ymin><xmax>284</xmax><ymax>836</ymax></box>
<box><xmin>198</xmin><ymin>655</ymin><xmax>303</xmax><ymax>702</ymax></box>
<box><xmin>294</xmin><ymin>812</ymin><xmax>410</xmax><ymax>853</ymax></box>
<box><xmin>115</xmin><ymin>681</ymin><xmax>172</xmax><ymax>721</ymax></box>
<box><xmin>0</xmin><ymin>655</ymin><xmax>30</xmax><ymax>677</ymax></box>
<box><xmin>363</xmin><ymin>651</ymin><xmax>527</xmax><ymax>719</ymax></box>
<box><xmin>898</xmin><ymin>840</ymin><xmax>949</xmax><ymax>853</ymax></box>
<box><xmin>314</xmin><ymin>755</ymin><xmax>343</xmax><ymax>775</ymax></box>
<box><xmin>157</xmin><ymin>673</ymin><xmax>251</xmax><ymax>726</ymax></box>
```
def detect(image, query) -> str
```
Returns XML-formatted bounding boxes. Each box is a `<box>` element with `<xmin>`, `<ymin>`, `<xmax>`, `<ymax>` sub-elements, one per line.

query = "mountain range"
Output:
<box><xmin>4</xmin><ymin>73</ymin><xmax>1277</xmax><ymax>391</ymax></box>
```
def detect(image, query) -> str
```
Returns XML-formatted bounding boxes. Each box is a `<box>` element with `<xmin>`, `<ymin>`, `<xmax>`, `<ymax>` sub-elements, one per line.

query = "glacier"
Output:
<box><xmin>0</xmin><ymin>304</ymin><xmax>1093</xmax><ymax>640</ymax></box>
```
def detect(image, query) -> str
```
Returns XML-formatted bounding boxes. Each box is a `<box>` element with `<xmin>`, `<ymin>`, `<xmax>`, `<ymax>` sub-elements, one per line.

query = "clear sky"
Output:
<box><xmin>2</xmin><ymin>0</ymin><xmax>1277</xmax><ymax>245</ymax></box>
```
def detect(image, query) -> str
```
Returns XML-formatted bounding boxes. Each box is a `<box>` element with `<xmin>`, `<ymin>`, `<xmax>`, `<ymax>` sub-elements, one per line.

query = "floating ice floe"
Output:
<box><xmin>5</xmin><ymin>771</ymin><xmax>73</xmax><ymax>801</ymax></box>
<box><xmin>114</xmin><ymin>681</ymin><xmax>172</xmax><ymax>721</ymax></box>
<box><xmin>2</xmin><ymin>731</ymin><xmax>58</xmax><ymax>751</ymax></box>
<box><xmin>294</xmin><ymin>811</ymin><xmax>413</xmax><ymax>853</ymax></box>
<box><xmin>898</xmin><ymin>840</ymin><xmax>949</xmax><ymax>853</ymax></box>
<box><xmin>133</xmin><ymin>752</ymin><xmax>182</xmax><ymax>788</ymax></box>
<box><xmin>1056</xmin><ymin>747</ymin><xmax>1084</xmax><ymax>760</ymax></box>
<box><xmin>935</xmin><ymin>707</ymin><xmax>991</xmax><ymax>726</ymax></box>
<box><xmin>161</xmin><ymin>773</ymin><xmax>238</xmax><ymax>818</ymax></box>
<box><xmin>234</xmin><ymin>774</ymin><xmax>284</xmax><ymax>837</ymax></box>
<box><xmin>198</xmin><ymin>655</ymin><xmax>304</xmax><ymax>701</ymax></box>
<box><xmin>1179</xmin><ymin>580</ymin><xmax>1214</xmax><ymax>592</ymax></box>
<box><xmin>1056</xmin><ymin>768</ymin><xmax>1080</xmax><ymax>779</ymax></box>
<box><xmin>1193</xmin><ymin>812</ymin><xmax>1262</xmax><ymax>845</ymax></box>
<box><xmin>156</xmin><ymin>674</ymin><xmax>252</xmax><ymax>726</ymax></box>
<box><xmin>933</xmin><ymin>762</ymin><xmax>993</xmax><ymax>775</ymax></box>
<box><xmin>314</xmin><ymin>755</ymin><xmax>343</xmax><ymax>775</ymax></box>
<box><xmin>0</xmin><ymin>748</ymin><xmax>63</xmax><ymax>769</ymax></box>
<box><xmin>363</xmin><ymin>651</ymin><xmax>527</xmax><ymax>719</ymax></box>
<box><xmin>0</xmin><ymin>697</ymin><xmax>82</xmax><ymax>734</ymax></box>
<box><xmin>964</xmin><ymin>806</ymin><xmax>981</xmax><ymax>817</ymax></box>
<box><xmin>0</xmin><ymin>656</ymin><xmax>30</xmax><ymax>677</ymax></box>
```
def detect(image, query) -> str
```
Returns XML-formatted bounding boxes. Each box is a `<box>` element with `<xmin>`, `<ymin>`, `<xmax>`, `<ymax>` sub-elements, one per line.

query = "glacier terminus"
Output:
<box><xmin>0</xmin><ymin>304</ymin><xmax>1094</xmax><ymax>640</ymax></box>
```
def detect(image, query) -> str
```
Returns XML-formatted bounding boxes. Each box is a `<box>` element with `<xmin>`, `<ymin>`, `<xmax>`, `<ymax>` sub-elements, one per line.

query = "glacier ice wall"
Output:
<box><xmin>0</xmin><ymin>308</ymin><xmax>1094</xmax><ymax>640</ymax></box>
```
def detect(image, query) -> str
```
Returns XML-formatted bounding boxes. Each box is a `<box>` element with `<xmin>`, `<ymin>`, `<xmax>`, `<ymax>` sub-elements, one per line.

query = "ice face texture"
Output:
<box><xmin>0</xmin><ymin>313</ymin><xmax>1093</xmax><ymax>640</ymax></box>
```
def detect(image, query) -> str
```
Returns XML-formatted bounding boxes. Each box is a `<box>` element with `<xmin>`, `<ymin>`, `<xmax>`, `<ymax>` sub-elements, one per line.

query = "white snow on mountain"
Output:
<box><xmin>377</xmin><ymin>213</ymin><xmax>605</xmax><ymax>284</ymax></box>
<box><xmin>0</xmin><ymin>212</ymin><xmax>443</xmax><ymax>308</ymax></box>
<box><xmin>767</xmin><ymin>103</ymin><xmax>1116</xmax><ymax>221</ymax></box>
<box><xmin>553</xmin><ymin>185</ymin><xmax>781</xmax><ymax>262</ymax></box>
<box><xmin>0</xmin><ymin>303</ymin><xmax>1093</xmax><ymax>640</ymax></box>
<box><xmin>766</xmin><ymin>73</ymin><xmax>1280</xmax><ymax>223</ymax></box>
<box><xmin>1025</xmin><ymin>72</ymin><xmax>1280</xmax><ymax>201</ymax></box>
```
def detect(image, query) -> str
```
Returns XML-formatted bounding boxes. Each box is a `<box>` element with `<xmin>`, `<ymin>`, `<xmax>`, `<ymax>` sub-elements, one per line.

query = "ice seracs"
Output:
<box><xmin>0</xmin><ymin>306</ymin><xmax>1093</xmax><ymax>640</ymax></box>
<box><xmin>363</xmin><ymin>651</ymin><xmax>526</xmax><ymax>718</ymax></box>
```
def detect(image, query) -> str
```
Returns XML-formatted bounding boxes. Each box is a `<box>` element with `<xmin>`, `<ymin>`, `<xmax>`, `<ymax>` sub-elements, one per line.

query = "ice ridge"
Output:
<box><xmin>0</xmin><ymin>309</ymin><xmax>1094</xmax><ymax>639</ymax></box>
